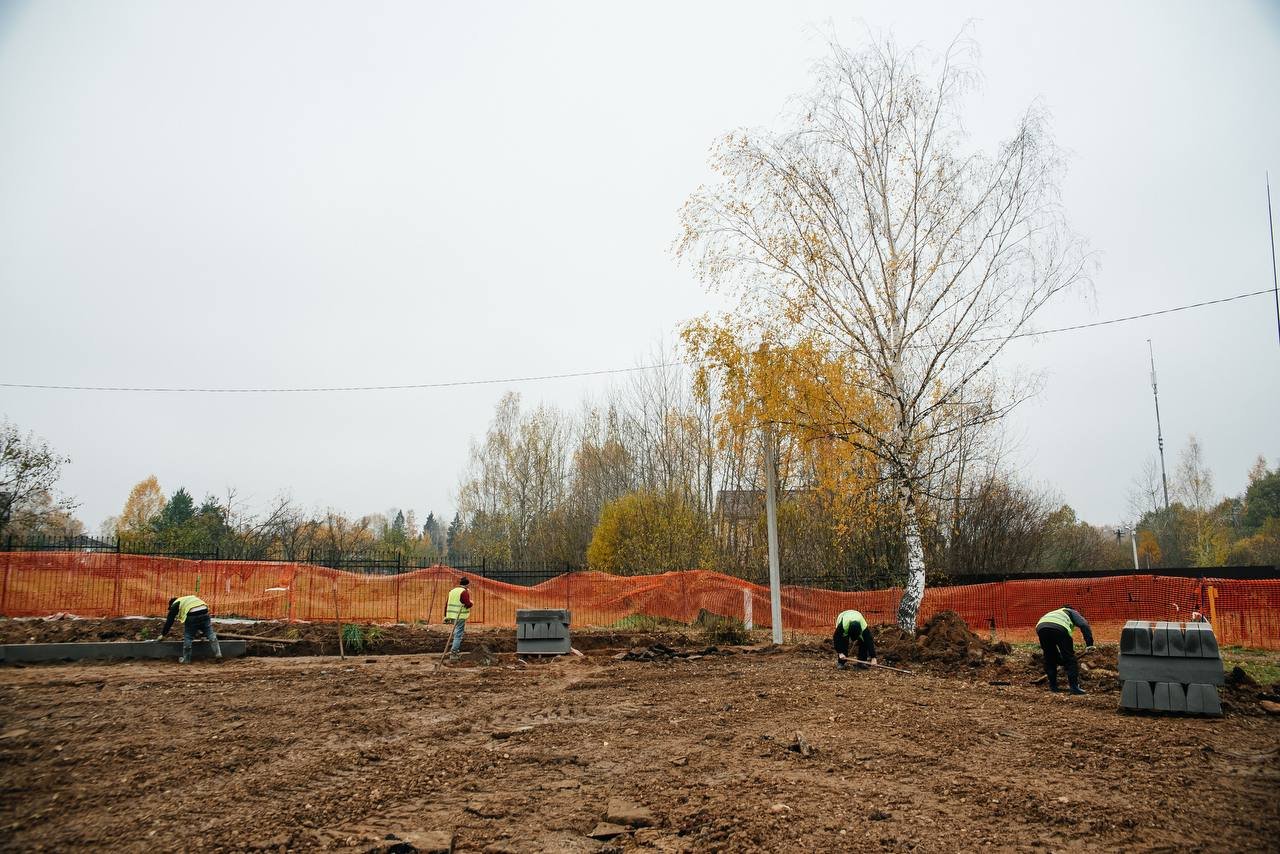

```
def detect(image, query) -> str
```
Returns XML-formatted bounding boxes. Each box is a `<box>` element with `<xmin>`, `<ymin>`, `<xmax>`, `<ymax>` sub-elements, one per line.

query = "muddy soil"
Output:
<box><xmin>2</xmin><ymin>643</ymin><xmax>1278</xmax><ymax>852</ymax></box>
<box><xmin>0</xmin><ymin>617</ymin><xmax>696</xmax><ymax>658</ymax></box>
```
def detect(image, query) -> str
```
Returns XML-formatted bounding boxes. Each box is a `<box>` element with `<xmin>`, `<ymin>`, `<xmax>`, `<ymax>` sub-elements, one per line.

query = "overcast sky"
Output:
<box><xmin>1</xmin><ymin>0</ymin><xmax>1278</xmax><ymax>535</ymax></box>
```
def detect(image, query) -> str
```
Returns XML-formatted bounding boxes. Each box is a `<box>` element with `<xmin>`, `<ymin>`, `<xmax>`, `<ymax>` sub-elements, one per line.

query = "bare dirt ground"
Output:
<box><xmin>2</xmin><ymin>618</ymin><xmax>1278</xmax><ymax>852</ymax></box>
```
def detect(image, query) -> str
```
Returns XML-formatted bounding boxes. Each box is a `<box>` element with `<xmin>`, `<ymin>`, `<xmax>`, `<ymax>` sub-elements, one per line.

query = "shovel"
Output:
<box><xmin>844</xmin><ymin>659</ymin><xmax>914</xmax><ymax>675</ymax></box>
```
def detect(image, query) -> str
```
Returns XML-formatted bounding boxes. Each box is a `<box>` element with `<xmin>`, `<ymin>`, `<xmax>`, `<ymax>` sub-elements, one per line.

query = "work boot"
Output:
<box><xmin>1047</xmin><ymin>675</ymin><xmax>1059</xmax><ymax>692</ymax></box>
<box><xmin>837</xmin><ymin>660</ymin><xmax>848</xmax><ymax>670</ymax></box>
<box><xmin>1069</xmin><ymin>687</ymin><xmax>1087</xmax><ymax>696</ymax></box>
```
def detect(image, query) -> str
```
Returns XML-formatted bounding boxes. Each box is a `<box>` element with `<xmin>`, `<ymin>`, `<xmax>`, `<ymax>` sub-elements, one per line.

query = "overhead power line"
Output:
<box><xmin>0</xmin><ymin>288</ymin><xmax>1271</xmax><ymax>394</ymax></box>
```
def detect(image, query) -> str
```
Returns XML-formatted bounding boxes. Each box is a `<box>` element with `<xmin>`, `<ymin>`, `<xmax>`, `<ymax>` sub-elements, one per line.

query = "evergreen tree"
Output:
<box><xmin>154</xmin><ymin>488</ymin><xmax>195</xmax><ymax>532</ymax></box>
<box><xmin>446</xmin><ymin>512</ymin><xmax>463</xmax><ymax>564</ymax></box>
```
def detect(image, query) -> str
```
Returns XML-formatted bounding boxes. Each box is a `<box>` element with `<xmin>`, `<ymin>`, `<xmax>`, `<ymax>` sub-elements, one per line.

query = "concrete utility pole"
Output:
<box><xmin>762</xmin><ymin>423</ymin><xmax>783</xmax><ymax>645</ymax></box>
<box><xmin>1130</xmin><ymin>526</ymin><xmax>1139</xmax><ymax>571</ymax></box>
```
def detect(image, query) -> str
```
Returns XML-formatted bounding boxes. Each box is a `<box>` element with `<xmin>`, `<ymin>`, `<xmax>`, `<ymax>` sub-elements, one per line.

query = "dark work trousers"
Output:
<box><xmin>1037</xmin><ymin>624</ymin><xmax>1078</xmax><ymax>691</ymax></box>
<box><xmin>832</xmin><ymin>627</ymin><xmax>870</xmax><ymax>661</ymax></box>
<box><xmin>182</xmin><ymin>610</ymin><xmax>222</xmax><ymax>662</ymax></box>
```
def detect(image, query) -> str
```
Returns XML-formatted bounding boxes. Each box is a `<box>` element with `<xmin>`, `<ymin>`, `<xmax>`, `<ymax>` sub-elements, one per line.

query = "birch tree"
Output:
<box><xmin>677</xmin><ymin>37</ymin><xmax>1090</xmax><ymax>628</ymax></box>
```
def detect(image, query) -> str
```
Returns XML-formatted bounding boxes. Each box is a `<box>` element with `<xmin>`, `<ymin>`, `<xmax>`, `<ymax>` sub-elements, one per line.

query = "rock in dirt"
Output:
<box><xmin>605</xmin><ymin>798</ymin><xmax>656</xmax><ymax>828</ymax></box>
<box><xmin>671</xmin><ymin>756</ymin><xmax>688</xmax><ymax>767</ymax></box>
<box><xmin>373</xmin><ymin>830</ymin><xmax>455</xmax><ymax>853</ymax></box>
<box><xmin>465</xmin><ymin>801</ymin><xmax>505</xmax><ymax>818</ymax></box>
<box><xmin>548</xmin><ymin>778</ymin><xmax>581</xmax><ymax>790</ymax></box>
<box><xmin>788</xmin><ymin>731</ymin><xmax>815</xmax><ymax>758</ymax></box>
<box><xmin>587</xmin><ymin>822</ymin><xmax>631</xmax><ymax>839</ymax></box>
<box><xmin>491</xmin><ymin>726</ymin><xmax>534</xmax><ymax>740</ymax></box>
<box><xmin>1260</xmin><ymin>700</ymin><xmax>1280</xmax><ymax>716</ymax></box>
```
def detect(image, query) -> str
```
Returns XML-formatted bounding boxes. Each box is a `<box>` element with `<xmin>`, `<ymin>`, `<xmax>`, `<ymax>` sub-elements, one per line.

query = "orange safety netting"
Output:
<box><xmin>2</xmin><ymin>552</ymin><xmax>1278</xmax><ymax>649</ymax></box>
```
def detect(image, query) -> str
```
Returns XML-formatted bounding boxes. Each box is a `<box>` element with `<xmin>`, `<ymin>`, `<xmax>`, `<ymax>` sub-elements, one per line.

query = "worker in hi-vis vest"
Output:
<box><xmin>158</xmin><ymin>595</ymin><xmax>223</xmax><ymax>664</ymax></box>
<box><xmin>1036</xmin><ymin>605</ymin><xmax>1094</xmax><ymax>695</ymax></box>
<box><xmin>833</xmin><ymin>609</ymin><xmax>877</xmax><ymax>670</ymax></box>
<box><xmin>443</xmin><ymin>577</ymin><xmax>473</xmax><ymax>657</ymax></box>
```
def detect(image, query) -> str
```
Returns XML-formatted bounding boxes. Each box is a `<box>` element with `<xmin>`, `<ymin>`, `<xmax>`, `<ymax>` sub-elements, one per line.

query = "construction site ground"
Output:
<box><xmin>2</xmin><ymin>616</ymin><xmax>1278</xmax><ymax>852</ymax></box>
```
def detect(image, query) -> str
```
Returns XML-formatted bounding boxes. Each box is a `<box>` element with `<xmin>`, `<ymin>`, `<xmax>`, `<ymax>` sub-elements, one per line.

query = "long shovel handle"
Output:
<box><xmin>854</xmin><ymin>660</ymin><xmax>913</xmax><ymax>675</ymax></box>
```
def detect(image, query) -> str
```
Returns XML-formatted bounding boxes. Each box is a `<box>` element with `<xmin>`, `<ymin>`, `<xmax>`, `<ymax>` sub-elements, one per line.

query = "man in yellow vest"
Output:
<box><xmin>443</xmin><ymin>577</ymin><xmax>473</xmax><ymax>658</ymax></box>
<box><xmin>1036</xmin><ymin>605</ymin><xmax>1094</xmax><ymax>695</ymax></box>
<box><xmin>158</xmin><ymin>595</ymin><xmax>223</xmax><ymax>665</ymax></box>
<box><xmin>833</xmin><ymin>609</ymin><xmax>877</xmax><ymax>670</ymax></box>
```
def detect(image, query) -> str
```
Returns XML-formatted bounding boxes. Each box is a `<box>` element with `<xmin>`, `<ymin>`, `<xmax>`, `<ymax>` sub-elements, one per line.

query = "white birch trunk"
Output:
<box><xmin>896</xmin><ymin>486</ymin><xmax>926</xmax><ymax>631</ymax></box>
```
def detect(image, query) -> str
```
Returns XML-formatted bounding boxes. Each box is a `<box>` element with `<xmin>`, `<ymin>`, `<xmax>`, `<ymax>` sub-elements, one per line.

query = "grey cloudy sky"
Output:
<box><xmin>1</xmin><ymin>0</ymin><xmax>1278</xmax><ymax>534</ymax></box>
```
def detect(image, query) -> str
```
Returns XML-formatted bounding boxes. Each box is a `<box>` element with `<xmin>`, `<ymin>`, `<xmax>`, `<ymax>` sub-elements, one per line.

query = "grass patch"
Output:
<box><xmin>1221</xmin><ymin>646</ymin><xmax>1280</xmax><ymax>687</ymax></box>
<box><xmin>610</xmin><ymin>614</ymin><xmax>685</xmax><ymax>631</ymax></box>
<box><xmin>701</xmin><ymin>616</ymin><xmax>751</xmax><ymax>646</ymax></box>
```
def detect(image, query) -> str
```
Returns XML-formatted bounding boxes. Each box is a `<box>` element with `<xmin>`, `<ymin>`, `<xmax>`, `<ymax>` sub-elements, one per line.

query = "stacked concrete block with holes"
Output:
<box><xmin>515</xmin><ymin>609</ymin><xmax>572</xmax><ymax>655</ymax></box>
<box><xmin>1118</xmin><ymin>620</ymin><xmax>1224</xmax><ymax>715</ymax></box>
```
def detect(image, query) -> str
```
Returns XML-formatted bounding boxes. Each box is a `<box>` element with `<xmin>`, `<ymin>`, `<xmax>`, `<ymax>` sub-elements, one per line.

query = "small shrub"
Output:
<box><xmin>341</xmin><ymin>624</ymin><xmax>365</xmax><ymax>653</ymax></box>
<box><xmin>702</xmin><ymin>616</ymin><xmax>750</xmax><ymax>646</ymax></box>
<box><xmin>363</xmin><ymin>626</ymin><xmax>384</xmax><ymax>649</ymax></box>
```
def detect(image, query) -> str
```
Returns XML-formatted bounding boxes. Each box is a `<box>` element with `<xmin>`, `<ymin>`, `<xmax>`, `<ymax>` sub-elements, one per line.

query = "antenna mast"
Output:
<box><xmin>1147</xmin><ymin>340</ymin><xmax>1171</xmax><ymax>511</ymax></box>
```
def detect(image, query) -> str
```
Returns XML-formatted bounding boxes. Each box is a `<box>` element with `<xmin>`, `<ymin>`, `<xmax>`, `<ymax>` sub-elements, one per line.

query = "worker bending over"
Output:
<box><xmin>833</xmin><ymin>609</ymin><xmax>877</xmax><ymax>670</ymax></box>
<box><xmin>159</xmin><ymin>595</ymin><xmax>222</xmax><ymax>664</ymax></box>
<box><xmin>1036</xmin><ymin>605</ymin><xmax>1094</xmax><ymax>695</ymax></box>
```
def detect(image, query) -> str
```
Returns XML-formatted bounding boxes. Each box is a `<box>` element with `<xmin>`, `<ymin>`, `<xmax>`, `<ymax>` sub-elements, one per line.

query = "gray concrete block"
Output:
<box><xmin>1152</xmin><ymin>622</ymin><xmax>1170</xmax><ymax>656</ymax></box>
<box><xmin>1120</xmin><ymin>680</ymin><xmax>1154</xmax><ymax>711</ymax></box>
<box><xmin>1184</xmin><ymin>623</ymin><xmax>1220</xmax><ymax>659</ymax></box>
<box><xmin>516</xmin><ymin>609</ymin><xmax>571</xmax><ymax>623</ymax></box>
<box><xmin>1153</xmin><ymin>682</ymin><xmax>1188</xmax><ymax>712</ymax></box>
<box><xmin>1185</xmin><ymin>683</ymin><xmax>1223</xmax><ymax>716</ymax></box>
<box><xmin>1118</xmin><ymin>654</ymin><xmax>1224</xmax><ymax>685</ymax></box>
<box><xmin>1166</xmin><ymin>681</ymin><xmax>1186</xmax><ymax>713</ymax></box>
<box><xmin>516</xmin><ymin>637</ymin><xmax>572</xmax><ymax>654</ymax></box>
<box><xmin>1120</xmin><ymin>621</ymin><xmax>1151</xmax><ymax>655</ymax></box>
<box><xmin>1183</xmin><ymin>624</ymin><xmax>1201</xmax><ymax>657</ymax></box>
<box><xmin>1165</xmin><ymin>622</ymin><xmax>1186</xmax><ymax>657</ymax></box>
<box><xmin>0</xmin><ymin>640</ymin><xmax>246</xmax><ymax>664</ymax></box>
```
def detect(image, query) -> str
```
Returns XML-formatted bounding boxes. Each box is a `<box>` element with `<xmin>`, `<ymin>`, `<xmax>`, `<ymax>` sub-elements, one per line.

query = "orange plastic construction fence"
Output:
<box><xmin>2</xmin><ymin>552</ymin><xmax>1277</xmax><ymax>649</ymax></box>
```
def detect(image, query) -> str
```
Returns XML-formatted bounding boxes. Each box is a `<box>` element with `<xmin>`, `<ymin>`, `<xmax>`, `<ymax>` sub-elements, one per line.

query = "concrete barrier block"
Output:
<box><xmin>1121</xmin><ymin>621</ymin><xmax>1152</xmax><ymax>655</ymax></box>
<box><xmin>1185</xmin><ymin>683</ymin><xmax>1223</xmax><ymax>716</ymax></box>
<box><xmin>1184</xmin><ymin>623</ymin><xmax>1220</xmax><ymax>659</ymax></box>
<box><xmin>1166</xmin><ymin>681</ymin><xmax>1187</xmax><ymax>713</ymax></box>
<box><xmin>1134</xmin><ymin>680</ymin><xmax>1154</xmax><ymax>710</ymax></box>
<box><xmin>0</xmin><ymin>640</ymin><xmax>246</xmax><ymax>664</ymax></box>
<box><xmin>1153</xmin><ymin>682</ymin><xmax>1188</xmax><ymax>712</ymax></box>
<box><xmin>1165</xmin><ymin>622</ymin><xmax>1186</xmax><ymax>657</ymax></box>
<box><xmin>1118</xmin><ymin>654</ymin><xmax>1224</xmax><ymax>685</ymax></box>
<box><xmin>1183</xmin><ymin>625</ymin><xmax>1201</xmax><ymax>657</ymax></box>
<box><xmin>1121</xmin><ymin>680</ymin><xmax>1138</xmax><ymax>709</ymax></box>
<box><xmin>1152</xmin><ymin>622</ymin><xmax>1170</xmax><ymax>656</ymax></box>
<box><xmin>1121</xmin><ymin>680</ymin><xmax>1155</xmax><ymax>711</ymax></box>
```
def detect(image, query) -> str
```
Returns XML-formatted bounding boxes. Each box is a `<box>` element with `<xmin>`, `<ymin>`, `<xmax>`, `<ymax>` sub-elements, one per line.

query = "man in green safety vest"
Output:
<box><xmin>443</xmin><ymin>577</ymin><xmax>473</xmax><ymax>658</ymax></box>
<box><xmin>1036</xmin><ymin>605</ymin><xmax>1094</xmax><ymax>695</ymax></box>
<box><xmin>158</xmin><ymin>595</ymin><xmax>223</xmax><ymax>665</ymax></box>
<box><xmin>833</xmin><ymin>609</ymin><xmax>877</xmax><ymax>670</ymax></box>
